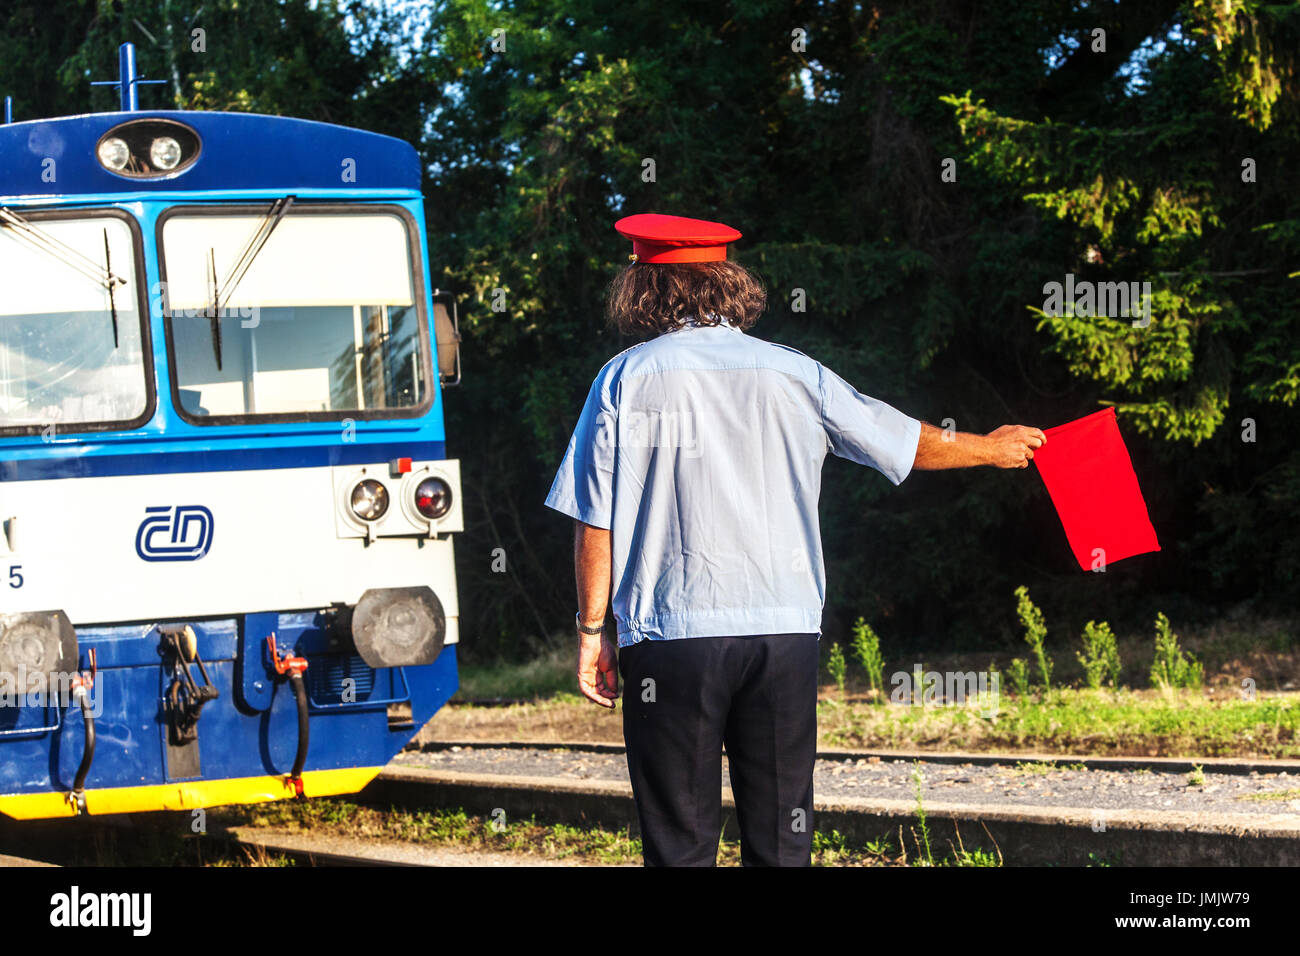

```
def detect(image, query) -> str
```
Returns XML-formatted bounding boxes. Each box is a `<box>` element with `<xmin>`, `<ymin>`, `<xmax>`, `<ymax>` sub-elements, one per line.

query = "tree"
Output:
<box><xmin>6</xmin><ymin>1</ymin><xmax>1296</xmax><ymax>658</ymax></box>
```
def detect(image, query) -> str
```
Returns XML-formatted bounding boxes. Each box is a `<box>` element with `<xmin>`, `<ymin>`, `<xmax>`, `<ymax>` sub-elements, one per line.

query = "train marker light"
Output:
<box><xmin>414</xmin><ymin>476</ymin><xmax>453</xmax><ymax>520</ymax></box>
<box><xmin>350</xmin><ymin>479</ymin><xmax>389</xmax><ymax>522</ymax></box>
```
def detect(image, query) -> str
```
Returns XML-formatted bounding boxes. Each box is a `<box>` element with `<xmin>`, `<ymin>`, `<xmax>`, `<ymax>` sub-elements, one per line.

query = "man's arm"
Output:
<box><xmin>574</xmin><ymin>520</ymin><xmax>619</xmax><ymax>708</ymax></box>
<box><xmin>912</xmin><ymin>422</ymin><xmax>1047</xmax><ymax>470</ymax></box>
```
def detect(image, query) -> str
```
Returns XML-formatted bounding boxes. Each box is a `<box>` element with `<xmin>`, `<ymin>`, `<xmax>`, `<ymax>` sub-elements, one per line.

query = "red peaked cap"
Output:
<box><xmin>615</xmin><ymin>213</ymin><xmax>742</xmax><ymax>263</ymax></box>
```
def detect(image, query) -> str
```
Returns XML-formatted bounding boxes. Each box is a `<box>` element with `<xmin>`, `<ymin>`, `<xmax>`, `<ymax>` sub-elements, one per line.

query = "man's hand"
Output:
<box><xmin>577</xmin><ymin>631</ymin><xmax>619</xmax><ymax>707</ymax></box>
<box><xmin>573</xmin><ymin>519</ymin><xmax>616</xmax><ymax>706</ymax></box>
<box><xmin>984</xmin><ymin>424</ymin><xmax>1047</xmax><ymax>469</ymax></box>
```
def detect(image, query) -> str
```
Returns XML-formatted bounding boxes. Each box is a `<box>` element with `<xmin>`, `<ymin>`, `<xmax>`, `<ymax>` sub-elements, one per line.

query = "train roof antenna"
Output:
<box><xmin>90</xmin><ymin>42</ymin><xmax>166</xmax><ymax>112</ymax></box>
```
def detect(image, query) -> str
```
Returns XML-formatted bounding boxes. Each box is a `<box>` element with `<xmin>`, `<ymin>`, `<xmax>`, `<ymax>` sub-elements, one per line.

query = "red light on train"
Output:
<box><xmin>414</xmin><ymin>477</ymin><xmax>452</xmax><ymax>520</ymax></box>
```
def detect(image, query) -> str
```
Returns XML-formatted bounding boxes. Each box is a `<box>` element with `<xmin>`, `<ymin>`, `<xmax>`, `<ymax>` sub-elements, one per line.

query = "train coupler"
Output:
<box><xmin>160</xmin><ymin>625</ymin><xmax>219</xmax><ymax>745</ymax></box>
<box><xmin>159</xmin><ymin>625</ymin><xmax>219</xmax><ymax>778</ymax></box>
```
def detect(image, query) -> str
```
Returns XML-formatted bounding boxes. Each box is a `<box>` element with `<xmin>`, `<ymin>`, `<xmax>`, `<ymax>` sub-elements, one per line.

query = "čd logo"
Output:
<box><xmin>135</xmin><ymin>506</ymin><xmax>214</xmax><ymax>562</ymax></box>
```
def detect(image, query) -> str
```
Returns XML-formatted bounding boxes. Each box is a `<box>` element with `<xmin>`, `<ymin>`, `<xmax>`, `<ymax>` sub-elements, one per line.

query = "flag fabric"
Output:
<box><xmin>1032</xmin><ymin>407</ymin><xmax>1160</xmax><ymax>570</ymax></box>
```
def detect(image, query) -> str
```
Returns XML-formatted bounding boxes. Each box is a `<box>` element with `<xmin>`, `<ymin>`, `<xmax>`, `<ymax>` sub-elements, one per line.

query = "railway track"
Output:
<box><xmin>412</xmin><ymin>738</ymin><xmax>1300</xmax><ymax>775</ymax></box>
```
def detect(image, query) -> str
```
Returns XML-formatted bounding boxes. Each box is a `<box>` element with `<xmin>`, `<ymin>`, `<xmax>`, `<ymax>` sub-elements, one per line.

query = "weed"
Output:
<box><xmin>1151</xmin><ymin>613</ymin><xmax>1204</xmax><ymax>690</ymax></box>
<box><xmin>827</xmin><ymin>642</ymin><xmax>847</xmax><ymax>695</ymax></box>
<box><xmin>1015</xmin><ymin>585</ymin><xmax>1054</xmax><ymax>692</ymax></box>
<box><xmin>1007</xmin><ymin>658</ymin><xmax>1031</xmax><ymax>698</ymax></box>
<box><xmin>851</xmin><ymin>618</ymin><xmax>886</xmax><ymax>699</ymax></box>
<box><xmin>911</xmin><ymin>760</ymin><xmax>934</xmax><ymax>865</ymax></box>
<box><xmin>1078</xmin><ymin>620</ymin><xmax>1122</xmax><ymax>689</ymax></box>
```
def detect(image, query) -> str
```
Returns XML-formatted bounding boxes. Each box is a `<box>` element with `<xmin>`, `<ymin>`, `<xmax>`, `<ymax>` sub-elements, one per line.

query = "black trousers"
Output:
<box><xmin>618</xmin><ymin>633</ymin><xmax>819</xmax><ymax>867</ymax></box>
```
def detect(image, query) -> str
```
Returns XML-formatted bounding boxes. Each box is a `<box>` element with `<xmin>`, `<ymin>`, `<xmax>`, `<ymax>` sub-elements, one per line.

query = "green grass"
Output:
<box><xmin>812</xmin><ymin>829</ymin><xmax>898</xmax><ymax>866</ymax></box>
<box><xmin>817</xmin><ymin>688</ymin><xmax>1300</xmax><ymax>758</ymax></box>
<box><xmin>948</xmin><ymin>846</ymin><xmax>1001</xmax><ymax>866</ymax></box>
<box><xmin>1011</xmin><ymin>760</ymin><xmax>1089</xmax><ymax>774</ymax></box>
<box><xmin>456</xmin><ymin>644</ymin><xmax>575</xmax><ymax>700</ymax></box>
<box><xmin>1239</xmin><ymin>788</ymin><xmax>1300</xmax><ymax>802</ymax></box>
<box><xmin>445</xmin><ymin>614</ymin><xmax>1300</xmax><ymax>759</ymax></box>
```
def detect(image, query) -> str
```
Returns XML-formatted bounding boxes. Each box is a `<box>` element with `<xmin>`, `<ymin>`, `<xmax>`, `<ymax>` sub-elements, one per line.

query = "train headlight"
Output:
<box><xmin>351</xmin><ymin>587</ymin><xmax>446</xmax><ymax>667</ymax></box>
<box><xmin>414</xmin><ymin>477</ymin><xmax>452</xmax><ymax>520</ymax></box>
<box><xmin>96</xmin><ymin>119</ymin><xmax>201</xmax><ymax>178</ymax></box>
<box><xmin>350</xmin><ymin>479</ymin><xmax>390</xmax><ymax>522</ymax></box>
<box><xmin>150</xmin><ymin>136</ymin><xmax>183</xmax><ymax>170</ymax></box>
<box><xmin>97</xmin><ymin>137</ymin><xmax>130</xmax><ymax>171</ymax></box>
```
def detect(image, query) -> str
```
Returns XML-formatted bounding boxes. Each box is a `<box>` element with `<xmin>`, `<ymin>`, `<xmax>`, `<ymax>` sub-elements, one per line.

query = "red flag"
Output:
<box><xmin>1032</xmin><ymin>407</ymin><xmax>1160</xmax><ymax>570</ymax></box>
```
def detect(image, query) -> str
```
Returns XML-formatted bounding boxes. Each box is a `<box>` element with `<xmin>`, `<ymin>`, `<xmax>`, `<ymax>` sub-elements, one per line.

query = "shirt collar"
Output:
<box><xmin>674</xmin><ymin>315</ymin><xmax>742</xmax><ymax>333</ymax></box>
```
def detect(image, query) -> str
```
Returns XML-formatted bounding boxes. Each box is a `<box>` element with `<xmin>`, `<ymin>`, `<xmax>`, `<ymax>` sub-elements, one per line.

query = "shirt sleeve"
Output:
<box><xmin>819</xmin><ymin>364</ymin><xmax>922</xmax><ymax>486</ymax></box>
<box><xmin>544</xmin><ymin>373</ymin><xmax>617</xmax><ymax>529</ymax></box>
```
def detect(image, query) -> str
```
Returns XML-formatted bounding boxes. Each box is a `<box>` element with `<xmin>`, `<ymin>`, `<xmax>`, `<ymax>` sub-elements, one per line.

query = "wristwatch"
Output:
<box><xmin>575</xmin><ymin>612</ymin><xmax>604</xmax><ymax>635</ymax></box>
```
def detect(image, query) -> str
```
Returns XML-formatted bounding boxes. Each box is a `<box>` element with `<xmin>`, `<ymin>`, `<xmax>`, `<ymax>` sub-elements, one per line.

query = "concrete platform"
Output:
<box><xmin>368</xmin><ymin>748</ymin><xmax>1300</xmax><ymax>866</ymax></box>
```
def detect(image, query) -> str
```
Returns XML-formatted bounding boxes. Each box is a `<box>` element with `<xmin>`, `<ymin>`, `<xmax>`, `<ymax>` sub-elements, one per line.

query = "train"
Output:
<box><xmin>0</xmin><ymin>44</ymin><xmax>463</xmax><ymax>819</ymax></box>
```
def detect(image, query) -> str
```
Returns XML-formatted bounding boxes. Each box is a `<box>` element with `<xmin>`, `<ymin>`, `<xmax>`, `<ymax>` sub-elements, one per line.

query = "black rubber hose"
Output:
<box><xmin>72</xmin><ymin>686</ymin><xmax>96</xmax><ymax>795</ymax></box>
<box><xmin>289</xmin><ymin>671</ymin><xmax>309</xmax><ymax>784</ymax></box>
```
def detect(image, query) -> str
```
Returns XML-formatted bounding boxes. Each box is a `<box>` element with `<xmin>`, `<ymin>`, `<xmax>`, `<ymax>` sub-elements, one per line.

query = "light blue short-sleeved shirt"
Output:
<box><xmin>545</xmin><ymin>321</ymin><xmax>923</xmax><ymax>647</ymax></box>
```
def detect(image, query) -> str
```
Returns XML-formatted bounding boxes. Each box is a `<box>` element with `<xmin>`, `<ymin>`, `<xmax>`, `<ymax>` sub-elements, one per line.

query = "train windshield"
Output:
<box><xmin>161</xmin><ymin>209</ymin><xmax>428</xmax><ymax>420</ymax></box>
<box><xmin>0</xmin><ymin>214</ymin><xmax>148</xmax><ymax>430</ymax></box>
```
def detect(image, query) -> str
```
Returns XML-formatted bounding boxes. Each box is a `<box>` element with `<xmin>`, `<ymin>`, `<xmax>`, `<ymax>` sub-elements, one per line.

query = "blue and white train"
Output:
<box><xmin>0</xmin><ymin>44</ymin><xmax>463</xmax><ymax>819</ymax></box>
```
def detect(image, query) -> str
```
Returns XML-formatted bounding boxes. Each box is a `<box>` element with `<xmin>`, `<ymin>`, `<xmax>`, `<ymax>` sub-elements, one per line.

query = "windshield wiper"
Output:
<box><xmin>0</xmin><ymin>207</ymin><xmax>128</xmax><ymax>348</ymax></box>
<box><xmin>205</xmin><ymin>195</ymin><xmax>295</xmax><ymax>370</ymax></box>
<box><xmin>103</xmin><ymin>228</ymin><xmax>119</xmax><ymax>348</ymax></box>
<box><xmin>206</xmin><ymin>247</ymin><xmax>222</xmax><ymax>372</ymax></box>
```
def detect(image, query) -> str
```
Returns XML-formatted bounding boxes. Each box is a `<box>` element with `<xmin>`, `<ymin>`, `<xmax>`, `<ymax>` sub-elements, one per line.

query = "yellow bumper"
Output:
<box><xmin>0</xmin><ymin>767</ymin><xmax>382</xmax><ymax>820</ymax></box>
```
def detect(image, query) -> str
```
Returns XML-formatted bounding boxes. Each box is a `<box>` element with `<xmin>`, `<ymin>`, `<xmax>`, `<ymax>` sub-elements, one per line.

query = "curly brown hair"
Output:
<box><xmin>605</xmin><ymin>260</ymin><xmax>767</xmax><ymax>337</ymax></box>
